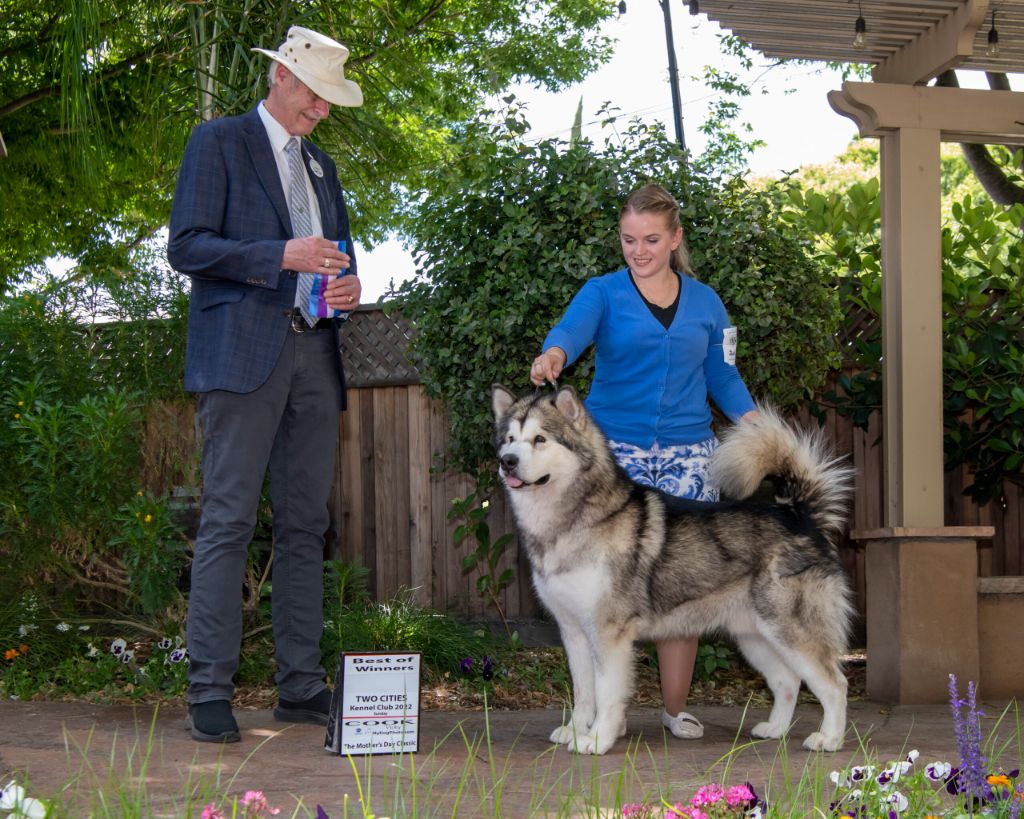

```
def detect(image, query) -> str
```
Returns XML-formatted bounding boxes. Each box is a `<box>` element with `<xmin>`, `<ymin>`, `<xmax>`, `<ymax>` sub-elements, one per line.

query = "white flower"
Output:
<box><xmin>121</xmin><ymin>649</ymin><xmax>135</xmax><ymax>664</ymax></box>
<box><xmin>56</xmin><ymin>622</ymin><xmax>70</xmax><ymax>632</ymax></box>
<box><xmin>0</xmin><ymin>781</ymin><xmax>23</xmax><ymax>810</ymax></box>
<box><xmin>86</xmin><ymin>645</ymin><xmax>99</xmax><ymax>658</ymax></box>
<box><xmin>17</xmin><ymin>624</ymin><xmax>36</xmax><ymax>637</ymax></box>
<box><xmin>157</xmin><ymin>637</ymin><xmax>172</xmax><ymax>650</ymax></box>
<box><xmin>0</xmin><ymin>781</ymin><xmax>47</xmax><ymax>818</ymax></box>
<box><xmin>110</xmin><ymin>638</ymin><xmax>127</xmax><ymax>655</ymax></box>
<box><xmin>884</xmin><ymin>790</ymin><xmax>908</xmax><ymax>812</ymax></box>
<box><xmin>78</xmin><ymin>624</ymin><xmax>90</xmax><ymax>632</ymax></box>
<box><xmin>926</xmin><ymin>761</ymin><xmax>952</xmax><ymax>781</ymax></box>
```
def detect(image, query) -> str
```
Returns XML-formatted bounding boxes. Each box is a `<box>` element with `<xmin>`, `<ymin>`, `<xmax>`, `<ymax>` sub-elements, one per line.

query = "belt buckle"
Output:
<box><xmin>289</xmin><ymin>311</ymin><xmax>307</xmax><ymax>334</ymax></box>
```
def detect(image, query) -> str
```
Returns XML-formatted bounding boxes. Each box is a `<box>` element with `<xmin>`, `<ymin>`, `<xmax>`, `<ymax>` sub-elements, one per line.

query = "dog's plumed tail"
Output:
<box><xmin>710</xmin><ymin>406</ymin><xmax>853</xmax><ymax>544</ymax></box>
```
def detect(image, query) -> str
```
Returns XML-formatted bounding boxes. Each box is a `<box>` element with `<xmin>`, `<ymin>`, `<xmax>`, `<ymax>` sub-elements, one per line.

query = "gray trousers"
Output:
<box><xmin>187</xmin><ymin>327</ymin><xmax>342</xmax><ymax>704</ymax></box>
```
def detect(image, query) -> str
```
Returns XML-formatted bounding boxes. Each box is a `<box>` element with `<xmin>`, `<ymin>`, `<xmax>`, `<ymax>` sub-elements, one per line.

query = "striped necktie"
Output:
<box><xmin>285</xmin><ymin>137</ymin><xmax>317</xmax><ymax>327</ymax></box>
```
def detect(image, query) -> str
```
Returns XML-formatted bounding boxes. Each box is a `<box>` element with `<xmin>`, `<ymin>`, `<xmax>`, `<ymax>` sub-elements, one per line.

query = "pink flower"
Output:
<box><xmin>240</xmin><ymin>790</ymin><xmax>281</xmax><ymax>816</ymax></box>
<box><xmin>201</xmin><ymin>804</ymin><xmax>225</xmax><ymax>819</ymax></box>
<box><xmin>691</xmin><ymin>784</ymin><xmax>725</xmax><ymax>807</ymax></box>
<box><xmin>725</xmin><ymin>784</ymin><xmax>755</xmax><ymax>807</ymax></box>
<box><xmin>664</xmin><ymin>805</ymin><xmax>709</xmax><ymax>819</ymax></box>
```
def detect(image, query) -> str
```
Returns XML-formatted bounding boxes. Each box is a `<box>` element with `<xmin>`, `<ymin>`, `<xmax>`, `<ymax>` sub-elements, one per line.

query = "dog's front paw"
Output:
<box><xmin>751</xmin><ymin>721</ymin><xmax>786</xmax><ymax>740</ymax></box>
<box><xmin>803</xmin><ymin>731</ymin><xmax>843</xmax><ymax>752</ymax></box>
<box><xmin>567</xmin><ymin>733</ymin><xmax>612</xmax><ymax>755</ymax></box>
<box><xmin>550</xmin><ymin>724</ymin><xmax>576</xmax><ymax>744</ymax></box>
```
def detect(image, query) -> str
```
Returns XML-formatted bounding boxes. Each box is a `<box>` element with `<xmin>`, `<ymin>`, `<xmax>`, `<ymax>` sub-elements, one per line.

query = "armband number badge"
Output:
<box><xmin>722</xmin><ymin>327</ymin><xmax>737</xmax><ymax>366</ymax></box>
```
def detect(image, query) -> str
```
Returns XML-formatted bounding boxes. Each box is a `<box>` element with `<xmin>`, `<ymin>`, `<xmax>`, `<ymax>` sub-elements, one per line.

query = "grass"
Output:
<box><xmin>3</xmin><ymin>690</ymin><xmax>1022</xmax><ymax>818</ymax></box>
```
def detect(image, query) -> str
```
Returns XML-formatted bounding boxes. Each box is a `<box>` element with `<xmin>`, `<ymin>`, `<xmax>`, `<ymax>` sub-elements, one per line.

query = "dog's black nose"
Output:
<box><xmin>500</xmin><ymin>454</ymin><xmax>518</xmax><ymax>471</ymax></box>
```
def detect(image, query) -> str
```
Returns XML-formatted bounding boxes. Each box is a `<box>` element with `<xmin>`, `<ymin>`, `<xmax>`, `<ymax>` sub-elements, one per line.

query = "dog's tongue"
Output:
<box><xmin>504</xmin><ymin>475</ymin><xmax>525</xmax><ymax>488</ymax></box>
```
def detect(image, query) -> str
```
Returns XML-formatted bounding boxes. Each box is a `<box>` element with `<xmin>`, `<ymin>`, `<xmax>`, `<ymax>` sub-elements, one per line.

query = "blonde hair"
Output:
<box><xmin>620</xmin><ymin>184</ymin><xmax>693</xmax><ymax>276</ymax></box>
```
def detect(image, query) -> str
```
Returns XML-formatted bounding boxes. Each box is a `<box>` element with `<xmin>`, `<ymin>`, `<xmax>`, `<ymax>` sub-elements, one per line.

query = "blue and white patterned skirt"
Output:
<box><xmin>609</xmin><ymin>437</ymin><xmax>720</xmax><ymax>501</ymax></box>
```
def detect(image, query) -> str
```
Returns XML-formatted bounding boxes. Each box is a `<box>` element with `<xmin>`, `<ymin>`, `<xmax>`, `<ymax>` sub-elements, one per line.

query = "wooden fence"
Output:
<box><xmin>141</xmin><ymin>307</ymin><xmax>1024</xmax><ymax>633</ymax></box>
<box><xmin>323</xmin><ymin>383</ymin><xmax>1024</xmax><ymax>631</ymax></box>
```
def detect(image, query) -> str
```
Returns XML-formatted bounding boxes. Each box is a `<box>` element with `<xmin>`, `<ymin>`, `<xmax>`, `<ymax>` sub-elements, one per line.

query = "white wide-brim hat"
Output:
<box><xmin>252</xmin><ymin>26</ymin><xmax>363</xmax><ymax>107</ymax></box>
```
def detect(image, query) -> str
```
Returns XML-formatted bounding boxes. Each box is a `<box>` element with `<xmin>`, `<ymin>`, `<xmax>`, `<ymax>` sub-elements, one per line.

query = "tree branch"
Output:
<box><xmin>349</xmin><ymin>0</ymin><xmax>450</xmax><ymax>67</ymax></box>
<box><xmin>0</xmin><ymin>46</ymin><xmax>166</xmax><ymax>121</ymax></box>
<box><xmin>936</xmin><ymin>69</ymin><xmax>1024</xmax><ymax>208</ymax></box>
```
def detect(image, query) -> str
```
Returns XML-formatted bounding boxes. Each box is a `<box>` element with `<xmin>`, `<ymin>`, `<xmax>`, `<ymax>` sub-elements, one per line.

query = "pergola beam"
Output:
<box><xmin>828</xmin><ymin>81</ymin><xmax>1024</xmax><ymax>145</ymax></box>
<box><xmin>873</xmin><ymin>0</ymin><xmax>990</xmax><ymax>83</ymax></box>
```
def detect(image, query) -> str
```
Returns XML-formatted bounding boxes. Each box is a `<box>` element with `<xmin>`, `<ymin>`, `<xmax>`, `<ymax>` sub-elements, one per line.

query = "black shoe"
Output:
<box><xmin>274</xmin><ymin>688</ymin><xmax>332</xmax><ymax>725</ymax></box>
<box><xmin>185</xmin><ymin>700</ymin><xmax>241</xmax><ymax>743</ymax></box>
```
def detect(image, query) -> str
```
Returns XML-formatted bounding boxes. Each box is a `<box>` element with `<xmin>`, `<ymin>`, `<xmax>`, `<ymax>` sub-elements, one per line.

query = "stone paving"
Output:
<box><xmin>3</xmin><ymin>698</ymin><xmax>1020</xmax><ymax>817</ymax></box>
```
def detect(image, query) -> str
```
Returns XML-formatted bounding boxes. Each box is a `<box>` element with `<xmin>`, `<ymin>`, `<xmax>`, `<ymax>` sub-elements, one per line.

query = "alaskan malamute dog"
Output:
<box><xmin>491</xmin><ymin>385</ymin><xmax>855</xmax><ymax>755</ymax></box>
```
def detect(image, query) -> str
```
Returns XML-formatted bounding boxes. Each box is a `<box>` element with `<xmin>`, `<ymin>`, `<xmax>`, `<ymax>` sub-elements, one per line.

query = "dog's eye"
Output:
<box><xmin>506</xmin><ymin>434</ymin><xmax>514</xmax><ymax>443</ymax></box>
<box><xmin>534</xmin><ymin>435</ymin><xmax>546</xmax><ymax>445</ymax></box>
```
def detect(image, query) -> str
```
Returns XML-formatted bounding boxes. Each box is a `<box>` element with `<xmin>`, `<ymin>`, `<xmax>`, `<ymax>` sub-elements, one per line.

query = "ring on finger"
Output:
<box><xmin>323</xmin><ymin>257</ymin><xmax>330</xmax><ymax>269</ymax></box>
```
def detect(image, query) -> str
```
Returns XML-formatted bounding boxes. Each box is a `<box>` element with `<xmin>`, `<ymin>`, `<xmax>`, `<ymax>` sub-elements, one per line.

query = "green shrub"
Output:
<box><xmin>390</xmin><ymin>108</ymin><xmax>840</xmax><ymax>481</ymax></box>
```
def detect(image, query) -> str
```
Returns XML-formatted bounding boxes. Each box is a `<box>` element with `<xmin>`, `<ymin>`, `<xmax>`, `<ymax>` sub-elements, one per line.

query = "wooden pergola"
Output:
<box><xmin>695</xmin><ymin>0</ymin><xmax>1024</xmax><ymax>702</ymax></box>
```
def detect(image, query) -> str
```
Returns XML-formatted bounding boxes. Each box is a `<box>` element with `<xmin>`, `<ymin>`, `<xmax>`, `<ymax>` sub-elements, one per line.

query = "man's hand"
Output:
<box><xmin>282</xmin><ymin>237</ymin><xmax>350</xmax><ymax>274</ymax></box>
<box><xmin>324</xmin><ymin>272</ymin><xmax>361</xmax><ymax>312</ymax></box>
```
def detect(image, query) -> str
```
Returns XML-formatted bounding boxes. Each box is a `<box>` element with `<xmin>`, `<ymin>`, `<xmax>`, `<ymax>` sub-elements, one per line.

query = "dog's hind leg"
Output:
<box><xmin>550</xmin><ymin>619</ymin><xmax>597</xmax><ymax>745</ymax></box>
<box><xmin>734</xmin><ymin>632</ymin><xmax>801</xmax><ymax>740</ymax></box>
<box><xmin>786</xmin><ymin>650</ymin><xmax>847</xmax><ymax>752</ymax></box>
<box><xmin>568</xmin><ymin>634</ymin><xmax>634</xmax><ymax>755</ymax></box>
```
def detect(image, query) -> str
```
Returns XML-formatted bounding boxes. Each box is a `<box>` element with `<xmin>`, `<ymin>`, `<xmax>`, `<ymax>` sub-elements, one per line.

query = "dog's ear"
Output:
<box><xmin>491</xmin><ymin>384</ymin><xmax>516</xmax><ymax>419</ymax></box>
<box><xmin>554</xmin><ymin>385</ymin><xmax>585</xmax><ymax>426</ymax></box>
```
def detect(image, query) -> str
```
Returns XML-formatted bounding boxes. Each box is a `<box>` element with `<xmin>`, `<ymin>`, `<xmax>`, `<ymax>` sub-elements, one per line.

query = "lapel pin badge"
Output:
<box><xmin>309</xmin><ymin>158</ymin><xmax>324</xmax><ymax>178</ymax></box>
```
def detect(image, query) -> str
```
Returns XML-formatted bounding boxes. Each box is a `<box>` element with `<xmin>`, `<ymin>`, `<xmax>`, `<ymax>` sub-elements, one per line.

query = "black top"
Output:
<box><xmin>629</xmin><ymin>270</ymin><xmax>681</xmax><ymax>329</ymax></box>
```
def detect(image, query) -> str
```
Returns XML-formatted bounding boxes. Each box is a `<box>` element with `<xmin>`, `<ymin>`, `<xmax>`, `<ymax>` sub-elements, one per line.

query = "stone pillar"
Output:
<box><xmin>858</xmin><ymin>527</ymin><xmax>992</xmax><ymax>703</ymax></box>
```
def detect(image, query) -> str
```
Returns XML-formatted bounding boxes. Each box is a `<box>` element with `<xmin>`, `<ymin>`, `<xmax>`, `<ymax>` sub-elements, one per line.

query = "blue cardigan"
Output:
<box><xmin>543</xmin><ymin>268</ymin><xmax>756</xmax><ymax>448</ymax></box>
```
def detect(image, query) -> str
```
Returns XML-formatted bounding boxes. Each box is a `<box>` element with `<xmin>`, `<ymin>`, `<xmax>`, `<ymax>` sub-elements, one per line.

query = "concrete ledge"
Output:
<box><xmin>977</xmin><ymin>576</ymin><xmax>1024</xmax><ymax>697</ymax></box>
<box><xmin>852</xmin><ymin>526</ymin><xmax>995</xmax><ymax>541</ymax></box>
<box><xmin>978</xmin><ymin>576</ymin><xmax>1024</xmax><ymax>594</ymax></box>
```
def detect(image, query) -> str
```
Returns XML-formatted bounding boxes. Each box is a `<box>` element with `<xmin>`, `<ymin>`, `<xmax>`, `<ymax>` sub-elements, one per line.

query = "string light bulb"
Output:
<box><xmin>853</xmin><ymin>5</ymin><xmax>867</xmax><ymax>50</ymax></box>
<box><xmin>617</xmin><ymin>0</ymin><xmax>626</xmax><ymax>14</ymax></box>
<box><xmin>689</xmin><ymin>0</ymin><xmax>700</xmax><ymax>15</ymax></box>
<box><xmin>987</xmin><ymin>10</ymin><xmax>1000</xmax><ymax>58</ymax></box>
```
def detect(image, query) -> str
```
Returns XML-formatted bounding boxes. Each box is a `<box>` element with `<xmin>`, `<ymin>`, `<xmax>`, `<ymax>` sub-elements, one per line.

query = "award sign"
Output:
<box><xmin>324</xmin><ymin>652</ymin><xmax>421</xmax><ymax>755</ymax></box>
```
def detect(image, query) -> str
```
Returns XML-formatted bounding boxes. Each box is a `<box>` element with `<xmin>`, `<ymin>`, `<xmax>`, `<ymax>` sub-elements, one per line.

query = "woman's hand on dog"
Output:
<box><xmin>531</xmin><ymin>347</ymin><xmax>567</xmax><ymax>386</ymax></box>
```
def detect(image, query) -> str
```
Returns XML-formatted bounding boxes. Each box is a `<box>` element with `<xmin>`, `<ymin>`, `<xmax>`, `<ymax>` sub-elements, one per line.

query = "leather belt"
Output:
<box><xmin>285</xmin><ymin>309</ymin><xmax>334</xmax><ymax>333</ymax></box>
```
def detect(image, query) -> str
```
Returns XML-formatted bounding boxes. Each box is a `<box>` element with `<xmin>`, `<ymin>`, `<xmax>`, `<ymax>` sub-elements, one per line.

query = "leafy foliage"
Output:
<box><xmin>0</xmin><ymin>268</ymin><xmax>190</xmax><ymax>615</ymax></box>
<box><xmin>1</xmin><ymin>0</ymin><xmax>616</xmax><ymax>293</ymax></box>
<box><xmin>389</xmin><ymin>106</ymin><xmax>840</xmax><ymax>480</ymax></box>
<box><xmin>784</xmin><ymin>179</ymin><xmax>1024</xmax><ymax>504</ymax></box>
<box><xmin>321</xmin><ymin>587</ymin><xmax>495</xmax><ymax>681</ymax></box>
<box><xmin>449</xmin><ymin>493</ymin><xmax>517</xmax><ymax>639</ymax></box>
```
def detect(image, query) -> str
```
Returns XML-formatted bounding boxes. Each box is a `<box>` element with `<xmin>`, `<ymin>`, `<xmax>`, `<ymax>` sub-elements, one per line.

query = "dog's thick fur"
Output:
<box><xmin>491</xmin><ymin>385</ymin><xmax>855</xmax><ymax>755</ymax></box>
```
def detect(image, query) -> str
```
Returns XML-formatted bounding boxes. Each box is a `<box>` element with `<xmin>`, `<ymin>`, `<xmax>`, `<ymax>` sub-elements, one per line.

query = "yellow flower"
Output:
<box><xmin>988</xmin><ymin>774</ymin><xmax>1012</xmax><ymax>789</ymax></box>
<box><xmin>144</xmin><ymin>514</ymin><xmax>153</xmax><ymax>523</ymax></box>
<box><xmin>136</xmin><ymin>490</ymin><xmax>143</xmax><ymax>496</ymax></box>
<box><xmin>14</xmin><ymin>413</ymin><xmax>20</xmax><ymax>419</ymax></box>
<box><xmin>19</xmin><ymin>643</ymin><xmax>28</xmax><ymax>654</ymax></box>
<box><xmin>16</xmin><ymin>400</ymin><xmax>23</xmax><ymax>407</ymax></box>
<box><xmin>4</xmin><ymin>648</ymin><xmax>18</xmax><ymax>660</ymax></box>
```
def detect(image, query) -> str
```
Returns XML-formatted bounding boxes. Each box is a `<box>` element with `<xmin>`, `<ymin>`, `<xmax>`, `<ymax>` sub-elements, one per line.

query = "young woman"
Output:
<box><xmin>529</xmin><ymin>183</ymin><xmax>758</xmax><ymax>739</ymax></box>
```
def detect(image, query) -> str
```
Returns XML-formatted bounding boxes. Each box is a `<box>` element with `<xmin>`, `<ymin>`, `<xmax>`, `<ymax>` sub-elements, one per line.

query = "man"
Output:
<box><xmin>167</xmin><ymin>26</ymin><xmax>363</xmax><ymax>743</ymax></box>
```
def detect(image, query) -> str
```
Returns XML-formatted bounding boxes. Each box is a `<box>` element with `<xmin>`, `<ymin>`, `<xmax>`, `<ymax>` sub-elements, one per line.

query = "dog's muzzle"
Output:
<box><xmin>499</xmin><ymin>453</ymin><xmax>549</xmax><ymax>488</ymax></box>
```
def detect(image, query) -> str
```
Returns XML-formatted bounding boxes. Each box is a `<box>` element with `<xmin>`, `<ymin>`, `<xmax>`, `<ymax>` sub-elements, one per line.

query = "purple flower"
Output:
<box><xmin>315</xmin><ymin>806</ymin><xmax>330</xmax><ymax>819</ymax></box>
<box><xmin>459</xmin><ymin>657</ymin><xmax>473</xmax><ymax>675</ymax></box>
<box><xmin>948</xmin><ymin>674</ymin><xmax>993</xmax><ymax>806</ymax></box>
<box><xmin>481</xmin><ymin>655</ymin><xmax>495</xmax><ymax>681</ymax></box>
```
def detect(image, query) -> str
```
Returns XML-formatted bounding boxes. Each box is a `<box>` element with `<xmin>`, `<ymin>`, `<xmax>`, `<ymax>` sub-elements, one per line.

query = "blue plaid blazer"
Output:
<box><xmin>168</xmin><ymin>106</ymin><xmax>356</xmax><ymax>402</ymax></box>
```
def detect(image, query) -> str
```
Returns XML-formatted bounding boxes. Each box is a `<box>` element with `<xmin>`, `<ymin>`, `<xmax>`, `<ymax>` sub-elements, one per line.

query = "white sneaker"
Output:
<box><xmin>662</xmin><ymin>710</ymin><xmax>704</xmax><ymax>739</ymax></box>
